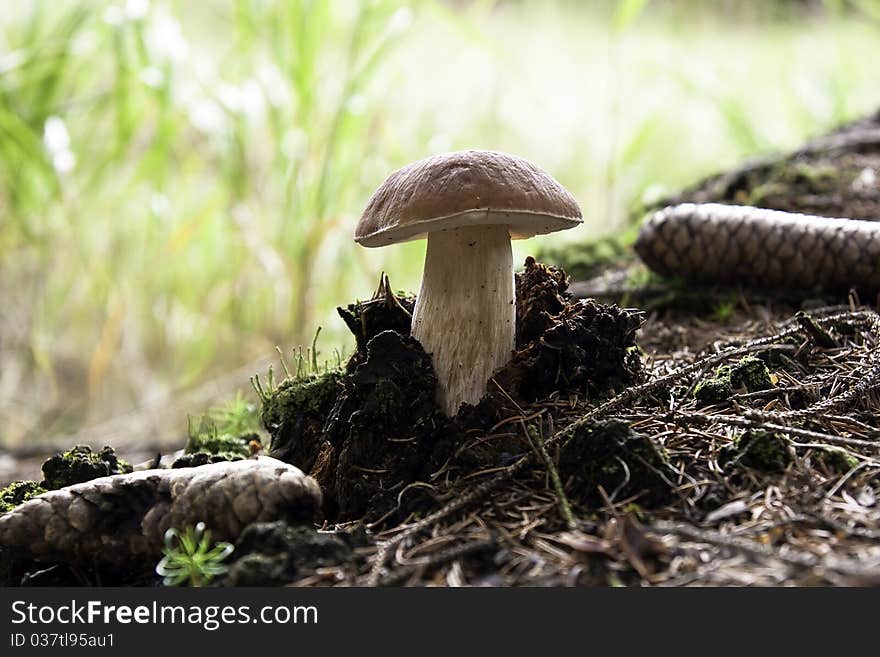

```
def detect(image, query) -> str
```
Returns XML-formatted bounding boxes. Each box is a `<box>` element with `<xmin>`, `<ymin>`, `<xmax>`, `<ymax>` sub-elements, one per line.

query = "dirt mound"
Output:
<box><xmin>259</xmin><ymin>260</ymin><xmax>645</xmax><ymax>523</ymax></box>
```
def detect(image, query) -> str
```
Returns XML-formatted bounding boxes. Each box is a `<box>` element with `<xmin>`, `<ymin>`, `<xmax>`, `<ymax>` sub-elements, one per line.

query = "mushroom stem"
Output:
<box><xmin>412</xmin><ymin>225</ymin><xmax>515</xmax><ymax>416</ymax></box>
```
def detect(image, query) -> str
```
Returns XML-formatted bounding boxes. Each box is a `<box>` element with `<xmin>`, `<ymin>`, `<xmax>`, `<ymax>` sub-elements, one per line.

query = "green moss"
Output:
<box><xmin>260</xmin><ymin>371</ymin><xmax>342</xmax><ymax>470</ymax></box>
<box><xmin>693</xmin><ymin>368</ymin><xmax>734</xmax><ymax>404</ymax></box>
<box><xmin>0</xmin><ymin>480</ymin><xmax>46</xmax><ymax>513</ymax></box>
<box><xmin>207</xmin><ymin>393</ymin><xmax>262</xmax><ymax>438</ymax></box>
<box><xmin>261</xmin><ymin>372</ymin><xmax>341</xmax><ymax>429</ymax></box>
<box><xmin>41</xmin><ymin>445</ymin><xmax>132</xmax><ymax>490</ymax></box>
<box><xmin>559</xmin><ymin>419</ymin><xmax>672</xmax><ymax>508</ymax></box>
<box><xmin>534</xmin><ymin>229</ymin><xmax>638</xmax><ymax>281</ymax></box>
<box><xmin>747</xmin><ymin>163</ymin><xmax>840</xmax><ymax>206</ymax></box>
<box><xmin>181</xmin><ymin>393</ymin><xmax>265</xmax><ymax>465</ymax></box>
<box><xmin>729</xmin><ymin>355</ymin><xmax>772</xmax><ymax>391</ymax></box>
<box><xmin>185</xmin><ymin>428</ymin><xmax>250</xmax><ymax>457</ymax></box>
<box><xmin>814</xmin><ymin>448</ymin><xmax>859</xmax><ymax>474</ymax></box>
<box><xmin>171</xmin><ymin>452</ymin><xmax>245</xmax><ymax>469</ymax></box>
<box><xmin>721</xmin><ymin>430</ymin><xmax>792</xmax><ymax>473</ymax></box>
<box><xmin>694</xmin><ymin>356</ymin><xmax>772</xmax><ymax>404</ymax></box>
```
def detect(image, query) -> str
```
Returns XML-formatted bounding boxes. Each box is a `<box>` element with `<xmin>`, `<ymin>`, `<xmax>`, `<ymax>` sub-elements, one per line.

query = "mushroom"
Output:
<box><xmin>355</xmin><ymin>150</ymin><xmax>582</xmax><ymax>416</ymax></box>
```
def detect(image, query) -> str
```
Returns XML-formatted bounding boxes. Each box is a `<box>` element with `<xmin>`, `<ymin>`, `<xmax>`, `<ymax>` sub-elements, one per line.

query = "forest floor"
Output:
<box><xmin>314</xmin><ymin>110</ymin><xmax>880</xmax><ymax>586</ymax></box>
<box><xmin>3</xmin><ymin>112</ymin><xmax>879</xmax><ymax>587</ymax></box>
<box><xmin>340</xmin><ymin>300</ymin><xmax>880</xmax><ymax>587</ymax></box>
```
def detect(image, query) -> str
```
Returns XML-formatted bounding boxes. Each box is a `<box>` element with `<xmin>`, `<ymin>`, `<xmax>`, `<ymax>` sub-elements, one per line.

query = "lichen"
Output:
<box><xmin>40</xmin><ymin>445</ymin><xmax>132</xmax><ymax>490</ymax></box>
<box><xmin>0</xmin><ymin>481</ymin><xmax>46</xmax><ymax>513</ymax></box>
<box><xmin>721</xmin><ymin>430</ymin><xmax>792</xmax><ymax>473</ymax></box>
<box><xmin>559</xmin><ymin>419</ymin><xmax>672</xmax><ymax>508</ymax></box>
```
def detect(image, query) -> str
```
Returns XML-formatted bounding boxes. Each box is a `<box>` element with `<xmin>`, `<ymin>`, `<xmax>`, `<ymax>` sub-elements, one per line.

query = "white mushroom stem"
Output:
<box><xmin>412</xmin><ymin>225</ymin><xmax>515</xmax><ymax>416</ymax></box>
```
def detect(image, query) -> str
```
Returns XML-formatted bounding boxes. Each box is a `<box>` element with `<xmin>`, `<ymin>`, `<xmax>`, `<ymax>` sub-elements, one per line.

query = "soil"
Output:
<box><xmin>263</xmin><ymin>257</ymin><xmax>645</xmax><ymax>526</ymax></box>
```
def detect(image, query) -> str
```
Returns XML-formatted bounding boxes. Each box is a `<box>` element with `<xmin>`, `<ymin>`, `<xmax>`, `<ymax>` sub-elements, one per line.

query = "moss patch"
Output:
<box><xmin>730</xmin><ymin>356</ymin><xmax>773</xmax><ymax>391</ymax></box>
<box><xmin>223</xmin><ymin>521</ymin><xmax>367</xmax><ymax>586</ymax></box>
<box><xmin>721</xmin><ymin>430</ymin><xmax>792</xmax><ymax>473</ymax></box>
<box><xmin>261</xmin><ymin>372</ymin><xmax>341</xmax><ymax>471</ymax></box>
<box><xmin>0</xmin><ymin>481</ymin><xmax>46</xmax><ymax>513</ymax></box>
<box><xmin>171</xmin><ymin>452</ymin><xmax>245</xmax><ymax>469</ymax></box>
<box><xmin>813</xmin><ymin>448</ymin><xmax>859</xmax><ymax>474</ymax></box>
<box><xmin>559</xmin><ymin>419</ymin><xmax>672</xmax><ymax>508</ymax></box>
<box><xmin>185</xmin><ymin>429</ymin><xmax>251</xmax><ymax>458</ymax></box>
<box><xmin>534</xmin><ymin>230</ymin><xmax>637</xmax><ymax>282</ymax></box>
<box><xmin>694</xmin><ymin>355</ymin><xmax>772</xmax><ymax>404</ymax></box>
<box><xmin>175</xmin><ymin>395</ymin><xmax>266</xmax><ymax>468</ymax></box>
<box><xmin>693</xmin><ymin>373</ymin><xmax>734</xmax><ymax>404</ymax></box>
<box><xmin>173</xmin><ymin>413</ymin><xmax>258</xmax><ymax>468</ymax></box>
<box><xmin>263</xmin><ymin>374</ymin><xmax>341</xmax><ymax>422</ymax></box>
<box><xmin>41</xmin><ymin>445</ymin><xmax>132</xmax><ymax>490</ymax></box>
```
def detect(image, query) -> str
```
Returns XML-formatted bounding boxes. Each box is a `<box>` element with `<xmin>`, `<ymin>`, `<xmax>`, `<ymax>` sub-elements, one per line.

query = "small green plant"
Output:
<box><xmin>183</xmin><ymin>392</ymin><xmax>263</xmax><ymax>459</ymax></box>
<box><xmin>711</xmin><ymin>301</ymin><xmax>736</xmax><ymax>322</ymax></box>
<box><xmin>184</xmin><ymin>418</ymin><xmax>250</xmax><ymax>458</ymax></box>
<box><xmin>251</xmin><ymin>326</ymin><xmax>345</xmax><ymax>403</ymax></box>
<box><xmin>207</xmin><ymin>392</ymin><xmax>261</xmax><ymax>438</ymax></box>
<box><xmin>155</xmin><ymin>522</ymin><xmax>234</xmax><ymax>587</ymax></box>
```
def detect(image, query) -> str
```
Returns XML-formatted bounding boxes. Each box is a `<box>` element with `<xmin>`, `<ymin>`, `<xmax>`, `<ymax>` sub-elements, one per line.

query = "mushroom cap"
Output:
<box><xmin>355</xmin><ymin>150</ymin><xmax>582</xmax><ymax>247</ymax></box>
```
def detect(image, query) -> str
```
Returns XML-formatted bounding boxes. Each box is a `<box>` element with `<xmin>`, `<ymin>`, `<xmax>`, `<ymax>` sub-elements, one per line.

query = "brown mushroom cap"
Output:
<box><xmin>355</xmin><ymin>150</ymin><xmax>582</xmax><ymax>247</ymax></box>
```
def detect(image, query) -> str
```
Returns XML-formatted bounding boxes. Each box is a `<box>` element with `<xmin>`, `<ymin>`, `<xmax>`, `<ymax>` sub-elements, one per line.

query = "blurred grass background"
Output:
<box><xmin>1</xmin><ymin>0</ymin><xmax>879</xmax><ymax>448</ymax></box>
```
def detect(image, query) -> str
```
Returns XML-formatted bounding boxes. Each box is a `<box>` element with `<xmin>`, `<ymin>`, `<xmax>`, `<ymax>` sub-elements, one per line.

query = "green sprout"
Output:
<box><xmin>155</xmin><ymin>522</ymin><xmax>234</xmax><ymax>587</ymax></box>
<box><xmin>207</xmin><ymin>392</ymin><xmax>261</xmax><ymax>438</ymax></box>
<box><xmin>251</xmin><ymin>326</ymin><xmax>346</xmax><ymax>403</ymax></box>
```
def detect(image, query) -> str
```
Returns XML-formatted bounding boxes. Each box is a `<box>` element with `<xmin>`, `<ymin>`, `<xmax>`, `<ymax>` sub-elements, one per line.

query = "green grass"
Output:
<box><xmin>1</xmin><ymin>0</ymin><xmax>879</xmax><ymax>446</ymax></box>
